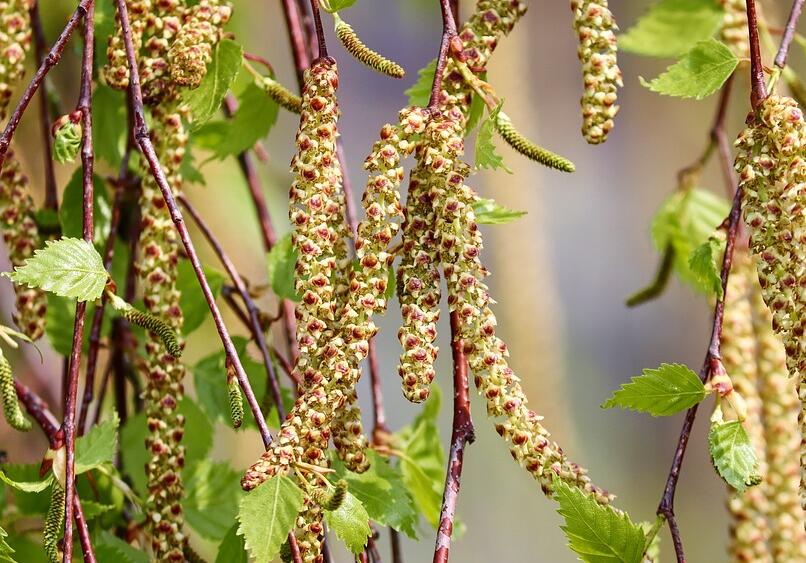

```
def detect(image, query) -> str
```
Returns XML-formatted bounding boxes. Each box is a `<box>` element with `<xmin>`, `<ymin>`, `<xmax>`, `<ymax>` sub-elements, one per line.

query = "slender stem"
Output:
<box><xmin>0</xmin><ymin>0</ymin><xmax>94</xmax><ymax>169</ymax></box>
<box><xmin>62</xmin><ymin>5</ymin><xmax>95</xmax><ymax>560</ymax></box>
<box><xmin>308</xmin><ymin>0</ymin><xmax>328</xmax><ymax>59</ymax></box>
<box><xmin>710</xmin><ymin>74</ymin><xmax>736</xmax><ymax>197</ymax></box>
<box><xmin>775</xmin><ymin>0</ymin><xmax>805</xmax><ymax>68</ymax></box>
<box><xmin>428</xmin><ymin>0</ymin><xmax>459</xmax><ymax>110</ymax></box>
<box><xmin>28</xmin><ymin>1</ymin><xmax>58</xmax><ymax>211</ymax></box>
<box><xmin>178</xmin><ymin>194</ymin><xmax>286</xmax><ymax>420</ymax></box>
<box><xmin>746</xmin><ymin>0</ymin><xmax>767</xmax><ymax>108</ymax></box>
<box><xmin>280</xmin><ymin>0</ymin><xmax>312</xmax><ymax>84</ymax></box>
<box><xmin>114</xmin><ymin>0</ymin><xmax>273</xmax><ymax>449</ymax></box>
<box><xmin>433</xmin><ymin>312</ymin><xmax>475</xmax><ymax>563</ymax></box>
<box><xmin>390</xmin><ymin>529</ymin><xmax>403</xmax><ymax>563</ymax></box>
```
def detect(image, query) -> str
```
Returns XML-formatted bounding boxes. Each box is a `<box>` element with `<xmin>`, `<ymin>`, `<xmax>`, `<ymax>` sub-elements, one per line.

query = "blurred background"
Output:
<box><xmin>4</xmin><ymin>0</ymin><xmax>804</xmax><ymax>561</ymax></box>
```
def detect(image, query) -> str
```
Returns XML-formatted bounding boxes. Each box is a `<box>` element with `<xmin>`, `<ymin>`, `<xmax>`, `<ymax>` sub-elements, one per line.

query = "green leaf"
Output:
<box><xmin>75</xmin><ymin>413</ymin><xmax>119</xmax><ymax>474</ymax></box>
<box><xmin>184</xmin><ymin>460</ymin><xmax>242</xmax><ymax>541</ymax></box>
<box><xmin>92</xmin><ymin>85</ymin><xmax>127</xmax><ymax>166</ymax></box>
<box><xmin>640</xmin><ymin>39</ymin><xmax>738</xmax><ymax>100</ymax></box>
<box><xmin>216</xmin><ymin>524</ymin><xmax>249</xmax><ymax>563</ymax></box>
<box><xmin>44</xmin><ymin>294</ymin><xmax>112</xmax><ymax>356</ymax></box>
<box><xmin>93</xmin><ymin>530</ymin><xmax>149</xmax><ymax>563</ymax></box>
<box><xmin>195</xmin><ymin>83</ymin><xmax>279</xmax><ymax>159</ymax></box>
<box><xmin>405</xmin><ymin>58</ymin><xmax>436</xmax><ymax>107</ymax></box>
<box><xmin>1</xmin><ymin>535</ymin><xmax>45</xmax><ymax>563</ymax></box>
<box><xmin>602</xmin><ymin>363</ymin><xmax>706</xmax><ymax>416</ymax></box>
<box><xmin>185</xmin><ymin>39</ymin><xmax>243</xmax><ymax>129</ymax></box>
<box><xmin>554</xmin><ymin>479</ymin><xmax>645</xmax><ymax>563</ymax></box>
<box><xmin>0</xmin><ymin>525</ymin><xmax>18</xmax><ymax>563</ymax></box>
<box><xmin>326</xmin><ymin>0</ymin><xmax>358</xmax><ymax>11</ymax></box>
<box><xmin>709</xmin><ymin>420</ymin><xmax>760</xmax><ymax>491</ymax></box>
<box><xmin>475</xmin><ymin>103</ymin><xmax>511</xmax><ymax>173</ymax></box>
<box><xmin>329</xmin><ymin>450</ymin><xmax>419</xmax><ymax>539</ymax></box>
<box><xmin>53</xmin><ymin>122</ymin><xmax>81</xmax><ymax>164</ymax></box>
<box><xmin>472</xmin><ymin>197</ymin><xmax>527</xmax><ymax>225</ymax></box>
<box><xmin>177</xmin><ymin>259</ymin><xmax>225</xmax><ymax>334</ymax></box>
<box><xmin>79</xmin><ymin>500</ymin><xmax>115</xmax><ymax>520</ymax></box>
<box><xmin>59</xmin><ymin>171</ymin><xmax>111</xmax><ymax>247</ymax></box>
<box><xmin>0</xmin><ymin>469</ymin><xmax>53</xmax><ymax>493</ymax></box>
<box><xmin>237</xmin><ymin>475</ymin><xmax>304</xmax><ymax>562</ymax></box>
<box><xmin>0</xmin><ymin>465</ymin><xmax>52</xmax><ymax>514</ymax></box>
<box><xmin>324</xmin><ymin>490</ymin><xmax>371</xmax><ymax>554</ymax></box>
<box><xmin>267</xmin><ymin>233</ymin><xmax>299</xmax><ymax>302</ymax></box>
<box><xmin>8</xmin><ymin>238</ymin><xmax>108</xmax><ymax>301</ymax></box>
<box><xmin>688</xmin><ymin>237</ymin><xmax>724</xmax><ymax>298</ymax></box>
<box><xmin>465</xmin><ymin>89</ymin><xmax>486</xmax><ymax>133</ymax></box>
<box><xmin>619</xmin><ymin>0</ymin><xmax>724</xmax><ymax>58</ymax></box>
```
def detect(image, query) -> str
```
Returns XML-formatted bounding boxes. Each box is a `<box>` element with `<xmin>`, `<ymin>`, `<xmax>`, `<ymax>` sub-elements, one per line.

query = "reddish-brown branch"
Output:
<box><xmin>428</xmin><ymin>0</ymin><xmax>459</xmax><ymax>110</ymax></box>
<box><xmin>433</xmin><ymin>312</ymin><xmax>475</xmax><ymax>563</ymax></box>
<box><xmin>746</xmin><ymin>0</ymin><xmax>767</xmax><ymax>108</ymax></box>
<box><xmin>308</xmin><ymin>0</ymin><xmax>328</xmax><ymax>59</ymax></box>
<box><xmin>0</xmin><ymin>0</ymin><xmax>94</xmax><ymax>169</ymax></box>
<box><xmin>178</xmin><ymin>194</ymin><xmax>286</xmax><ymax>420</ymax></box>
<box><xmin>280</xmin><ymin>0</ymin><xmax>312</xmax><ymax>85</ymax></box>
<box><xmin>28</xmin><ymin>1</ymin><xmax>58</xmax><ymax>211</ymax></box>
<box><xmin>775</xmin><ymin>0</ymin><xmax>805</xmax><ymax>68</ymax></box>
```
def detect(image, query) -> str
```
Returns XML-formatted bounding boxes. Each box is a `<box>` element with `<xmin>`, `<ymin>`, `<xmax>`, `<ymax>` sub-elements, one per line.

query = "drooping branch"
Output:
<box><xmin>774</xmin><ymin>0</ymin><xmax>805</xmax><ymax>68</ymax></box>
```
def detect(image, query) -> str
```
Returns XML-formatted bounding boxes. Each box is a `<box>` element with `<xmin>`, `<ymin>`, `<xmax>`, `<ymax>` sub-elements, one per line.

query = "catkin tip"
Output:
<box><xmin>262</xmin><ymin>77</ymin><xmax>303</xmax><ymax>114</ymax></box>
<box><xmin>335</xmin><ymin>20</ymin><xmax>405</xmax><ymax>79</ymax></box>
<box><xmin>495</xmin><ymin>114</ymin><xmax>576</xmax><ymax>173</ymax></box>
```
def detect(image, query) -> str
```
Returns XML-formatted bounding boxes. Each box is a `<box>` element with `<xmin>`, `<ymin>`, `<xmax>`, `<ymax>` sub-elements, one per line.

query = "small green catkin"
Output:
<box><xmin>44</xmin><ymin>483</ymin><xmax>65</xmax><ymax>563</ymax></box>
<box><xmin>227</xmin><ymin>365</ymin><xmax>244</xmax><ymax>429</ymax></box>
<box><xmin>0</xmin><ymin>353</ymin><xmax>29</xmax><ymax>432</ymax></box>
<box><xmin>108</xmin><ymin>293</ymin><xmax>182</xmax><ymax>358</ymax></box>
<box><xmin>495</xmin><ymin>112</ymin><xmax>575</xmax><ymax>172</ymax></box>
<box><xmin>335</xmin><ymin>17</ymin><xmax>405</xmax><ymax>79</ymax></box>
<box><xmin>261</xmin><ymin>77</ymin><xmax>302</xmax><ymax>114</ymax></box>
<box><xmin>280</xmin><ymin>540</ymin><xmax>293</xmax><ymax>563</ymax></box>
<box><xmin>311</xmin><ymin>480</ymin><xmax>348</xmax><ymax>511</ymax></box>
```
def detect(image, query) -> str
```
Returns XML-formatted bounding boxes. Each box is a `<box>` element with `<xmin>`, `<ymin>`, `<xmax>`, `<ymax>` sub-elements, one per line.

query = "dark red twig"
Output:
<box><xmin>0</xmin><ymin>0</ymin><xmax>94</xmax><ymax>169</ymax></box>
<box><xmin>428</xmin><ymin>0</ymin><xmax>459</xmax><ymax>110</ymax></box>
<box><xmin>62</xmin><ymin>4</ymin><xmax>95</xmax><ymax>559</ymax></box>
<box><xmin>775</xmin><ymin>0</ymin><xmax>805</xmax><ymax>68</ymax></box>
<box><xmin>113</xmin><ymin>0</ymin><xmax>273</xmax><ymax>448</ymax></box>
<box><xmin>308</xmin><ymin>0</ymin><xmax>328</xmax><ymax>59</ymax></box>
<box><xmin>281</xmin><ymin>0</ymin><xmax>312</xmax><ymax>84</ymax></box>
<box><xmin>746</xmin><ymin>0</ymin><xmax>767</xmax><ymax>108</ymax></box>
<box><xmin>433</xmin><ymin>312</ymin><xmax>475</xmax><ymax>563</ymax></box>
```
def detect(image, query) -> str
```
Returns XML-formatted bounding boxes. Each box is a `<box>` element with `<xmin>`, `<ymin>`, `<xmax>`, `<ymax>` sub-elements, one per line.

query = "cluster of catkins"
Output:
<box><xmin>720</xmin><ymin>254</ymin><xmax>806</xmax><ymax>561</ymax></box>
<box><xmin>0</xmin><ymin>0</ymin><xmax>46</xmax><ymax>341</ymax></box>
<box><xmin>569</xmin><ymin>0</ymin><xmax>621</xmax><ymax>144</ymax></box>
<box><xmin>735</xmin><ymin>95</ymin><xmax>806</xmax><ymax>514</ymax></box>
<box><xmin>103</xmin><ymin>1</ymin><xmax>229</xmax><ymax>559</ymax></box>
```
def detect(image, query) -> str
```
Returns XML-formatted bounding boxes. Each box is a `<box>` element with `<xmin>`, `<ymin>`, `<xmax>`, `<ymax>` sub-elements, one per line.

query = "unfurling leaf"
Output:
<box><xmin>688</xmin><ymin>236</ymin><xmax>724</xmax><ymax>298</ymax></box>
<box><xmin>476</xmin><ymin>102</ymin><xmax>511</xmax><ymax>173</ymax></box>
<box><xmin>52</xmin><ymin>118</ymin><xmax>82</xmax><ymax>164</ymax></box>
<box><xmin>473</xmin><ymin>197</ymin><xmax>527</xmax><ymax>225</ymax></box>
<box><xmin>8</xmin><ymin>238</ymin><xmax>108</xmax><ymax>302</ymax></box>
<box><xmin>709</xmin><ymin>420</ymin><xmax>760</xmax><ymax>491</ymax></box>
<box><xmin>602</xmin><ymin>363</ymin><xmax>706</xmax><ymax>416</ymax></box>
<box><xmin>237</xmin><ymin>475</ymin><xmax>304</xmax><ymax>562</ymax></box>
<box><xmin>640</xmin><ymin>39</ymin><xmax>738</xmax><ymax>100</ymax></box>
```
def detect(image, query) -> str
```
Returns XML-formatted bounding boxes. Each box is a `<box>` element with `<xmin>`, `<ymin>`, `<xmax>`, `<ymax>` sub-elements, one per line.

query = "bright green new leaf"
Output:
<box><xmin>405</xmin><ymin>58</ymin><xmax>436</xmax><ymax>107</ymax></box>
<box><xmin>267</xmin><ymin>233</ymin><xmax>299</xmax><ymax>302</ymax></box>
<box><xmin>0</xmin><ymin>465</ymin><xmax>52</xmax><ymax>515</ymax></box>
<box><xmin>184</xmin><ymin>460</ymin><xmax>242</xmax><ymax>540</ymax></box>
<box><xmin>640</xmin><ymin>39</ymin><xmax>738</xmax><ymax>100</ymax></box>
<box><xmin>93</xmin><ymin>531</ymin><xmax>149</xmax><ymax>563</ymax></box>
<box><xmin>0</xmin><ymin>526</ymin><xmax>18</xmax><ymax>563</ymax></box>
<box><xmin>709</xmin><ymin>420</ymin><xmax>760</xmax><ymax>491</ymax></box>
<box><xmin>476</xmin><ymin>103</ymin><xmax>511</xmax><ymax>173</ymax></box>
<box><xmin>554</xmin><ymin>480</ymin><xmax>645</xmax><ymax>563</ymax></box>
<box><xmin>92</xmin><ymin>85</ymin><xmax>127</xmax><ymax>166</ymax></box>
<box><xmin>324</xmin><ymin>490</ymin><xmax>372</xmax><ymax>554</ymax></box>
<box><xmin>688</xmin><ymin>237</ymin><xmax>724</xmax><ymax>298</ymax></box>
<box><xmin>465</xmin><ymin>89</ymin><xmax>486</xmax><ymax>133</ymax></box>
<box><xmin>619</xmin><ymin>0</ymin><xmax>724</xmax><ymax>58</ymax></box>
<box><xmin>473</xmin><ymin>197</ymin><xmax>527</xmax><ymax>225</ymax></box>
<box><xmin>185</xmin><ymin>39</ymin><xmax>243</xmax><ymax>129</ymax></box>
<box><xmin>237</xmin><ymin>475</ymin><xmax>304</xmax><ymax>562</ymax></box>
<box><xmin>45</xmin><ymin>294</ymin><xmax>112</xmax><ymax>356</ymax></box>
<box><xmin>79</xmin><ymin>500</ymin><xmax>115</xmax><ymax>521</ymax></box>
<box><xmin>0</xmin><ymin>470</ymin><xmax>53</xmax><ymax>493</ymax></box>
<box><xmin>8</xmin><ymin>238</ymin><xmax>108</xmax><ymax>302</ymax></box>
<box><xmin>602</xmin><ymin>363</ymin><xmax>706</xmax><ymax>416</ymax></box>
<box><xmin>60</xmin><ymin>171</ymin><xmax>111</xmax><ymax>246</ymax></box>
<box><xmin>75</xmin><ymin>413</ymin><xmax>119</xmax><ymax>474</ymax></box>
<box><xmin>177</xmin><ymin>259</ymin><xmax>225</xmax><ymax>334</ymax></box>
<box><xmin>216</xmin><ymin>524</ymin><xmax>249</xmax><ymax>563</ymax></box>
<box><xmin>327</xmin><ymin>0</ymin><xmax>358</xmax><ymax>11</ymax></box>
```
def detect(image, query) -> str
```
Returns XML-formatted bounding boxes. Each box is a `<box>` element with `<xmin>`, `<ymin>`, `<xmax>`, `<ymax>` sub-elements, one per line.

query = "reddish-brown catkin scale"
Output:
<box><xmin>719</xmin><ymin>0</ymin><xmax>750</xmax><ymax>59</ymax></box>
<box><xmin>334</xmin><ymin>16</ymin><xmax>405</xmax><ymax>79</ymax></box>
<box><xmin>168</xmin><ymin>0</ymin><xmax>232</xmax><ymax>89</ymax></box>
<box><xmin>735</xmin><ymin>95</ymin><xmax>806</xmax><ymax>512</ymax></box>
<box><xmin>569</xmin><ymin>0</ymin><xmax>621</xmax><ymax>144</ymax></box>
<box><xmin>0</xmin><ymin>0</ymin><xmax>32</xmax><ymax>120</ymax></box>
<box><xmin>721</xmin><ymin>255</ymin><xmax>771</xmax><ymax>562</ymax></box>
<box><xmin>0</xmin><ymin>151</ymin><xmax>46</xmax><ymax>340</ymax></box>
<box><xmin>754</xmin><ymin>286</ymin><xmax>806</xmax><ymax>559</ymax></box>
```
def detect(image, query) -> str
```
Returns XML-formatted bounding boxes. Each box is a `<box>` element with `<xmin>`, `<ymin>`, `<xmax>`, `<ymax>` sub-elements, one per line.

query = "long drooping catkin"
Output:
<box><xmin>168</xmin><ymin>0</ymin><xmax>232</xmax><ymax>88</ymax></box>
<box><xmin>334</xmin><ymin>16</ymin><xmax>404</xmax><ymax>79</ymax></box>
<box><xmin>0</xmin><ymin>0</ymin><xmax>32</xmax><ymax>120</ymax></box>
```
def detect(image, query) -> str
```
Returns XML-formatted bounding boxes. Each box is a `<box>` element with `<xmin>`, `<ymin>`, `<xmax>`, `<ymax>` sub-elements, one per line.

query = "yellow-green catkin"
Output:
<box><xmin>0</xmin><ymin>151</ymin><xmax>46</xmax><ymax>340</ymax></box>
<box><xmin>754</xmin><ymin>285</ymin><xmax>806</xmax><ymax>560</ymax></box>
<box><xmin>570</xmin><ymin>0</ymin><xmax>621</xmax><ymax>144</ymax></box>
<box><xmin>0</xmin><ymin>352</ymin><xmax>28</xmax><ymax>431</ymax></box>
<box><xmin>261</xmin><ymin>76</ymin><xmax>303</xmax><ymax>114</ymax></box>
<box><xmin>719</xmin><ymin>0</ymin><xmax>749</xmax><ymax>59</ymax></box>
<box><xmin>721</xmin><ymin>255</ymin><xmax>771</xmax><ymax>563</ymax></box>
<box><xmin>104</xmin><ymin>0</ymin><xmax>151</xmax><ymax>89</ymax></box>
<box><xmin>495</xmin><ymin>112</ymin><xmax>575</xmax><ymax>173</ymax></box>
<box><xmin>334</xmin><ymin>16</ymin><xmax>404</xmax><ymax>79</ymax></box>
<box><xmin>168</xmin><ymin>0</ymin><xmax>232</xmax><ymax>88</ymax></box>
<box><xmin>43</xmin><ymin>483</ymin><xmax>64</xmax><ymax>563</ymax></box>
<box><xmin>109</xmin><ymin>292</ymin><xmax>182</xmax><ymax>357</ymax></box>
<box><xmin>227</xmin><ymin>363</ymin><xmax>243</xmax><ymax>429</ymax></box>
<box><xmin>0</xmin><ymin>0</ymin><xmax>32</xmax><ymax>120</ymax></box>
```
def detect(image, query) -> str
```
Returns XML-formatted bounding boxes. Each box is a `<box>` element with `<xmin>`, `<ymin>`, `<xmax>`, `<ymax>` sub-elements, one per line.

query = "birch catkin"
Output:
<box><xmin>0</xmin><ymin>0</ymin><xmax>32</xmax><ymax>120</ymax></box>
<box><xmin>0</xmin><ymin>353</ymin><xmax>28</xmax><ymax>431</ymax></box>
<box><xmin>168</xmin><ymin>0</ymin><xmax>232</xmax><ymax>88</ymax></box>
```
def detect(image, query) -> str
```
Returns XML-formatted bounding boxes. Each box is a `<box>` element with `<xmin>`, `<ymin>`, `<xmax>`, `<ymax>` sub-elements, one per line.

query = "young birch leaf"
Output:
<box><xmin>0</xmin><ymin>470</ymin><xmax>53</xmax><ymax>493</ymax></box>
<box><xmin>8</xmin><ymin>238</ymin><xmax>108</xmax><ymax>301</ymax></box>
<box><xmin>405</xmin><ymin>58</ymin><xmax>436</xmax><ymax>107</ymax></box>
<box><xmin>688</xmin><ymin>237</ymin><xmax>724</xmax><ymax>298</ymax></box>
<box><xmin>0</xmin><ymin>526</ymin><xmax>18</xmax><ymax>563</ymax></box>
<box><xmin>93</xmin><ymin>531</ymin><xmax>149</xmax><ymax>563</ymax></box>
<box><xmin>216</xmin><ymin>524</ymin><xmax>249</xmax><ymax>563</ymax></box>
<box><xmin>472</xmin><ymin>197</ymin><xmax>527</xmax><ymax>225</ymax></box>
<box><xmin>60</xmin><ymin>171</ymin><xmax>111</xmax><ymax>246</ymax></box>
<box><xmin>640</xmin><ymin>39</ymin><xmax>738</xmax><ymax>100</ymax></box>
<box><xmin>554</xmin><ymin>480</ymin><xmax>645</xmax><ymax>563</ymax></box>
<box><xmin>324</xmin><ymin>491</ymin><xmax>372</xmax><ymax>554</ymax></box>
<box><xmin>602</xmin><ymin>363</ymin><xmax>706</xmax><ymax>416</ymax></box>
<box><xmin>267</xmin><ymin>233</ymin><xmax>299</xmax><ymax>302</ymax></box>
<box><xmin>237</xmin><ymin>475</ymin><xmax>304</xmax><ymax>562</ymax></box>
<box><xmin>177</xmin><ymin>260</ymin><xmax>225</xmax><ymax>334</ymax></box>
<box><xmin>709</xmin><ymin>420</ymin><xmax>761</xmax><ymax>491</ymax></box>
<box><xmin>476</xmin><ymin>103</ymin><xmax>512</xmax><ymax>173</ymax></box>
<box><xmin>92</xmin><ymin>84</ymin><xmax>127</xmax><ymax>167</ymax></box>
<box><xmin>327</xmin><ymin>0</ymin><xmax>358</xmax><ymax>11</ymax></box>
<box><xmin>185</xmin><ymin>39</ymin><xmax>243</xmax><ymax>129</ymax></box>
<box><xmin>75</xmin><ymin>413</ymin><xmax>119</xmax><ymax>474</ymax></box>
<box><xmin>619</xmin><ymin>0</ymin><xmax>724</xmax><ymax>58</ymax></box>
<box><xmin>183</xmin><ymin>460</ymin><xmax>242</xmax><ymax>541</ymax></box>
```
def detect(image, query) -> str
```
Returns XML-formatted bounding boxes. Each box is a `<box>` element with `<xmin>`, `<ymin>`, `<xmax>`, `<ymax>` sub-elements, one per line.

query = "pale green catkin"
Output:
<box><xmin>310</xmin><ymin>479</ymin><xmax>348</xmax><ymax>511</ymax></box>
<box><xmin>495</xmin><ymin>112</ymin><xmax>576</xmax><ymax>172</ymax></box>
<box><xmin>0</xmin><ymin>353</ymin><xmax>29</xmax><ymax>431</ymax></box>
<box><xmin>44</xmin><ymin>483</ymin><xmax>65</xmax><ymax>563</ymax></box>
<box><xmin>261</xmin><ymin>76</ymin><xmax>302</xmax><ymax>114</ymax></box>
<box><xmin>108</xmin><ymin>293</ymin><xmax>182</xmax><ymax>358</ymax></box>
<box><xmin>335</xmin><ymin>17</ymin><xmax>405</xmax><ymax>79</ymax></box>
<box><xmin>227</xmin><ymin>371</ymin><xmax>244</xmax><ymax>429</ymax></box>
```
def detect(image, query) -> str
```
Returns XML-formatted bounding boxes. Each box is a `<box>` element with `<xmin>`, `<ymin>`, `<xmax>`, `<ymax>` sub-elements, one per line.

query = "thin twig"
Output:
<box><xmin>62</xmin><ymin>4</ymin><xmax>95</xmax><ymax>559</ymax></box>
<box><xmin>308</xmin><ymin>0</ymin><xmax>328</xmax><ymax>58</ymax></box>
<box><xmin>775</xmin><ymin>0</ymin><xmax>805</xmax><ymax>68</ymax></box>
<box><xmin>433</xmin><ymin>312</ymin><xmax>475</xmax><ymax>563</ymax></box>
<box><xmin>746</xmin><ymin>0</ymin><xmax>767</xmax><ymax>108</ymax></box>
<box><xmin>428</xmin><ymin>0</ymin><xmax>459</xmax><ymax>111</ymax></box>
<box><xmin>113</xmin><ymin>0</ymin><xmax>273</xmax><ymax>448</ymax></box>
